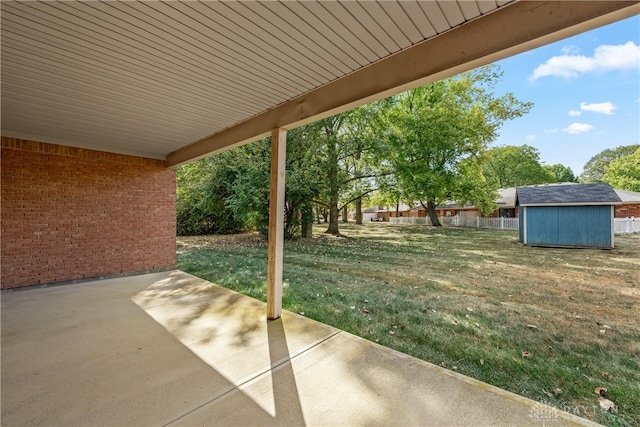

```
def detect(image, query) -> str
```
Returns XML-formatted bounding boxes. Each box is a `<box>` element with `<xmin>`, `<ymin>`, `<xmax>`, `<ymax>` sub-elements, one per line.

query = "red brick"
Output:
<box><xmin>1</xmin><ymin>137</ymin><xmax>176</xmax><ymax>289</ymax></box>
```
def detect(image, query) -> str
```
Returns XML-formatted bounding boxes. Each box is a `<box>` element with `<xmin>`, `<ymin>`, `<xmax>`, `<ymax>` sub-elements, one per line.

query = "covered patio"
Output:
<box><xmin>2</xmin><ymin>271</ymin><xmax>599</xmax><ymax>426</ymax></box>
<box><xmin>2</xmin><ymin>1</ymin><xmax>639</xmax><ymax>425</ymax></box>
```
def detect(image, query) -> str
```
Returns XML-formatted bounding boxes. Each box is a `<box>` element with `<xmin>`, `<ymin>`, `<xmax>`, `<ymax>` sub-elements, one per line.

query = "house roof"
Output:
<box><xmin>516</xmin><ymin>183</ymin><xmax>622</xmax><ymax>206</ymax></box>
<box><xmin>614</xmin><ymin>189</ymin><xmax>640</xmax><ymax>203</ymax></box>
<box><xmin>2</xmin><ymin>1</ymin><xmax>637</xmax><ymax>166</ymax></box>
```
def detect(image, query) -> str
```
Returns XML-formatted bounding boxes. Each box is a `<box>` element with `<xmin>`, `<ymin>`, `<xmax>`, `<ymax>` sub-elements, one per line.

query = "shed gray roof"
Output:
<box><xmin>516</xmin><ymin>183</ymin><xmax>621</xmax><ymax>206</ymax></box>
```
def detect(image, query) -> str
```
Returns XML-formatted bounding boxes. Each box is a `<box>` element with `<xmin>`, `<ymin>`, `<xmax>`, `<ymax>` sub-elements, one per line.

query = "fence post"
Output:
<box><xmin>500</xmin><ymin>217</ymin><xmax>504</xmax><ymax>229</ymax></box>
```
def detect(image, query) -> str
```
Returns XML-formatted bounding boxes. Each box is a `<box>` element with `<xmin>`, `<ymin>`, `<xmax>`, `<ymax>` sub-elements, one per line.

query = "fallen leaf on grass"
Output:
<box><xmin>466</xmin><ymin>307</ymin><xmax>474</xmax><ymax>312</ymax></box>
<box><xmin>480</xmin><ymin>359</ymin><xmax>484</xmax><ymax>365</ymax></box>
<box><xmin>594</xmin><ymin>387</ymin><xmax>608</xmax><ymax>396</ymax></box>
<box><xmin>388</xmin><ymin>330</ymin><xmax>395</xmax><ymax>335</ymax></box>
<box><xmin>522</xmin><ymin>351</ymin><xmax>531</xmax><ymax>358</ymax></box>
<box><xmin>452</xmin><ymin>319</ymin><xmax>459</xmax><ymax>325</ymax></box>
<box><xmin>299</xmin><ymin>312</ymin><xmax>305</xmax><ymax>316</ymax></box>
<box><xmin>362</xmin><ymin>308</ymin><xmax>369</xmax><ymax>314</ymax></box>
<box><xmin>599</xmin><ymin>398</ymin><xmax>615</xmax><ymax>411</ymax></box>
<box><xmin>554</xmin><ymin>388</ymin><xmax>562</xmax><ymax>396</ymax></box>
<box><xmin>527</xmin><ymin>324</ymin><xmax>538</xmax><ymax>329</ymax></box>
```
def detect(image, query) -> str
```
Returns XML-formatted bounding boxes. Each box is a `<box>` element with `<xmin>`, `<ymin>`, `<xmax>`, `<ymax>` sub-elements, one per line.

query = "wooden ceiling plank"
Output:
<box><xmin>398</xmin><ymin>1</ymin><xmax>438</xmax><ymax>40</ymax></box>
<box><xmin>1</xmin><ymin>14</ymin><xmax>280</xmax><ymax>111</ymax></box>
<box><xmin>1</xmin><ymin>52</ymin><xmax>245</xmax><ymax>122</ymax></box>
<box><xmin>417</xmin><ymin>2</ymin><xmax>452</xmax><ymax>33</ymax></box>
<box><xmin>1</xmin><ymin>30</ymin><xmax>270</xmax><ymax>118</ymax></box>
<box><xmin>128</xmin><ymin>2</ymin><xmax>308</xmax><ymax>98</ymax></box>
<box><xmin>338</xmin><ymin>1</ymin><xmax>397</xmax><ymax>55</ymax></box>
<box><xmin>22</xmin><ymin>1</ymin><xmax>290</xmax><ymax>105</ymax></box>
<box><xmin>98</xmin><ymin>1</ymin><xmax>297</xmax><ymax>101</ymax></box>
<box><xmin>223</xmin><ymin>1</ymin><xmax>340</xmax><ymax>81</ymax></box>
<box><xmin>282</xmin><ymin>2</ymin><xmax>373</xmax><ymax>67</ymax></box>
<box><xmin>478</xmin><ymin>1</ymin><xmax>500</xmax><ymax>15</ymax></box>
<box><xmin>317</xmin><ymin>1</ymin><xmax>389</xmax><ymax>60</ymax></box>
<box><xmin>167</xmin><ymin>1</ymin><xmax>640</xmax><ymax>167</ymax></box>
<box><xmin>458</xmin><ymin>1</ymin><xmax>482</xmax><ymax>21</ymax></box>
<box><xmin>1</xmin><ymin>91</ymin><xmax>213</xmax><ymax>140</ymax></box>
<box><xmin>360</xmin><ymin>1</ymin><xmax>412</xmax><ymax>49</ymax></box>
<box><xmin>175</xmin><ymin>2</ymin><xmax>314</xmax><ymax>92</ymax></box>
<box><xmin>1</xmin><ymin>76</ymin><xmax>217</xmax><ymax>130</ymax></box>
<box><xmin>378</xmin><ymin>1</ymin><xmax>424</xmax><ymax>45</ymax></box>
<box><xmin>437</xmin><ymin>1</ymin><xmax>466</xmax><ymax>27</ymax></box>
<box><xmin>260</xmin><ymin>2</ymin><xmax>355</xmax><ymax>73</ymax></box>
<box><xmin>198</xmin><ymin>1</ymin><xmax>323</xmax><ymax>87</ymax></box>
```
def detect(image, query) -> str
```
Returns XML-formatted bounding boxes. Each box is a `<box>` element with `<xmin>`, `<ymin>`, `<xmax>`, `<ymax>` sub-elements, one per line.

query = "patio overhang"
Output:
<box><xmin>2</xmin><ymin>1</ymin><xmax>638</xmax><ymax>166</ymax></box>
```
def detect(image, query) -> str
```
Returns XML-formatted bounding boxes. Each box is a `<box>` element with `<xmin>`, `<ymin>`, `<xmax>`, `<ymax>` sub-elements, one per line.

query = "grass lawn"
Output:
<box><xmin>177</xmin><ymin>223</ymin><xmax>640</xmax><ymax>426</ymax></box>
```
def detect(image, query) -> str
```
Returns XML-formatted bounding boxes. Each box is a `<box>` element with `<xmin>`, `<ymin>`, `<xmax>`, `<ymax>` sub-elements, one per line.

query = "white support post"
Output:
<box><xmin>267</xmin><ymin>128</ymin><xmax>286</xmax><ymax>320</ymax></box>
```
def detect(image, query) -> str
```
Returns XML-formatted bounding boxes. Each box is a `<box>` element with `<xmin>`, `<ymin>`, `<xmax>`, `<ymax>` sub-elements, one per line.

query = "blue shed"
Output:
<box><xmin>516</xmin><ymin>183</ymin><xmax>621</xmax><ymax>249</ymax></box>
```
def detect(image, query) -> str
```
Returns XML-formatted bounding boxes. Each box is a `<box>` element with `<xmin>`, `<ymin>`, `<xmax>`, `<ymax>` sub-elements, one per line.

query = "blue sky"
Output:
<box><xmin>491</xmin><ymin>15</ymin><xmax>639</xmax><ymax>177</ymax></box>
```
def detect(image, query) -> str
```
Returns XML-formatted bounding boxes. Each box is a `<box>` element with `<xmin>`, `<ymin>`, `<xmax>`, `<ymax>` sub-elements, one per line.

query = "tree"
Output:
<box><xmin>603</xmin><ymin>148</ymin><xmax>640</xmax><ymax>191</ymax></box>
<box><xmin>543</xmin><ymin>164</ymin><xmax>577</xmax><ymax>183</ymax></box>
<box><xmin>579</xmin><ymin>144</ymin><xmax>640</xmax><ymax>183</ymax></box>
<box><xmin>176</xmin><ymin>154</ymin><xmax>245</xmax><ymax>236</ymax></box>
<box><xmin>484</xmin><ymin>145</ymin><xmax>552</xmax><ymax>187</ymax></box>
<box><xmin>384</xmin><ymin>65</ymin><xmax>532</xmax><ymax>225</ymax></box>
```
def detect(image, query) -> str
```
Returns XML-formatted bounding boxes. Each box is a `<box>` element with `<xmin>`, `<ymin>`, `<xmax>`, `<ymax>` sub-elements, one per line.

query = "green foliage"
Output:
<box><xmin>603</xmin><ymin>148</ymin><xmax>640</xmax><ymax>191</ymax></box>
<box><xmin>384</xmin><ymin>65</ymin><xmax>532</xmax><ymax>223</ymax></box>
<box><xmin>178</xmin><ymin>64</ymin><xmax>534</xmax><ymax>235</ymax></box>
<box><xmin>544</xmin><ymin>163</ymin><xmax>577</xmax><ymax>183</ymax></box>
<box><xmin>484</xmin><ymin>145</ymin><xmax>554</xmax><ymax>187</ymax></box>
<box><xmin>177</xmin><ymin>130</ymin><xmax>327</xmax><ymax>239</ymax></box>
<box><xmin>176</xmin><ymin>156</ymin><xmax>244</xmax><ymax>236</ymax></box>
<box><xmin>579</xmin><ymin>144</ymin><xmax>640</xmax><ymax>183</ymax></box>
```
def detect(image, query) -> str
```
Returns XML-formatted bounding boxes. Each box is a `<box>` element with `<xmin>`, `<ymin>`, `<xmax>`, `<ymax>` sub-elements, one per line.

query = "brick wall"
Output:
<box><xmin>1</xmin><ymin>138</ymin><xmax>176</xmax><ymax>289</ymax></box>
<box><xmin>615</xmin><ymin>203</ymin><xmax>640</xmax><ymax>218</ymax></box>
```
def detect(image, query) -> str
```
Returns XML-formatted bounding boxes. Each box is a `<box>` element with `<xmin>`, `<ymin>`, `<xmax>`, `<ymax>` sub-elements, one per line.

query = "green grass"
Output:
<box><xmin>177</xmin><ymin>223</ymin><xmax>640</xmax><ymax>426</ymax></box>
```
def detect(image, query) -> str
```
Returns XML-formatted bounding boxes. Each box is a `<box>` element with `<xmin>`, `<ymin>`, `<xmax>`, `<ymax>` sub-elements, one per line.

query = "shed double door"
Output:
<box><xmin>525</xmin><ymin>205</ymin><xmax>612</xmax><ymax>248</ymax></box>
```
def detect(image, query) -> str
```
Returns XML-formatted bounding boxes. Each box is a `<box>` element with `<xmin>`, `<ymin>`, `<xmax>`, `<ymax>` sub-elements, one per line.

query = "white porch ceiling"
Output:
<box><xmin>1</xmin><ymin>1</ymin><xmax>638</xmax><ymax>165</ymax></box>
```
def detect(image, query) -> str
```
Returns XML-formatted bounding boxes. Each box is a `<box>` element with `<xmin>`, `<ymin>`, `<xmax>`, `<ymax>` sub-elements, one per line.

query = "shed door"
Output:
<box><xmin>526</xmin><ymin>206</ymin><xmax>612</xmax><ymax>248</ymax></box>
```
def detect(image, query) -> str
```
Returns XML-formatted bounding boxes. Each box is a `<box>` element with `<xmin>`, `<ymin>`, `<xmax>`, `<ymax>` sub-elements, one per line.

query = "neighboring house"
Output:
<box><xmin>614</xmin><ymin>189</ymin><xmax>640</xmax><ymax>218</ymax></box>
<box><xmin>384</xmin><ymin>188</ymin><xmax>517</xmax><ymax>218</ymax></box>
<box><xmin>359</xmin><ymin>186</ymin><xmax>637</xmax><ymax>224</ymax></box>
<box><xmin>516</xmin><ymin>183</ymin><xmax>621</xmax><ymax>249</ymax></box>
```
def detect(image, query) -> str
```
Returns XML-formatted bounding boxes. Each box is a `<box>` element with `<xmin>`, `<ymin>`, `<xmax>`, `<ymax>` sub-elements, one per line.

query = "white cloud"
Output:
<box><xmin>561</xmin><ymin>45</ymin><xmax>581</xmax><ymax>55</ymax></box>
<box><xmin>544</xmin><ymin>128</ymin><xmax>559</xmax><ymax>134</ymax></box>
<box><xmin>568</xmin><ymin>110</ymin><xmax>582</xmax><ymax>117</ymax></box>
<box><xmin>563</xmin><ymin>123</ymin><xmax>594</xmax><ymax>134</ymax></box>
<box><xmin>531</xmin><ymin>41</ymin><xmax>640</xmax><ymax>80</ymax></box>
<box><xmin>525</xmin><ymin>135</ymin><xmax>536</xmax><ymax>141</ymax></box>
<box><xmin>580</xmin><ymin>101</ymin><xmax>616</xmax><ymax>115</ymax></box>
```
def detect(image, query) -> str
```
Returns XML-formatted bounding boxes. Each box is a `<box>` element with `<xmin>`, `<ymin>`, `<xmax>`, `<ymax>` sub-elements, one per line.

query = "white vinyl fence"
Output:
<box><xmin>389</xmin><ymin>215</ymin><xmax>518</xmax><ymax>230</ymax></box>
<box><xmin>390</xmin><ymin>215</ymin><xmax>639</xmax><ymax>234</ymax></box>
<box><xmin>614</xmin><ymin>217</ymin><xmax>640</xmax><ymax>234</ymax></box>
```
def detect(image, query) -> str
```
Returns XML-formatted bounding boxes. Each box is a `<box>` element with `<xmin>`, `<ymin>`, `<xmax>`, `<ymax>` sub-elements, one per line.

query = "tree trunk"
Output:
<box><xmin>425</xmin><ymin>200</ymin><xmax>442</xmax><ymax>226</ymax></box>
<box><xmin>325</xmin><ymin>133</ymin><xmax>340</xmax><ymax>235</ymax></box>
<box><xmin>301</xmin><ymin>202</ymin><xmax>313</xmax><ymax>238</ymax></box>
<box><xmin>395</xmin><ymin>202</ymin><xmax>400</xmax><ymax>218</ymax></box>
<box><xmin>355</xmin><ymin>196</ymin><xmax>363</xmax><ymax>225</ymax></box>
<box><xmin>341</xmin><ymin>206</ymin><xmax>348</xmax><ymax>223</ymax></box>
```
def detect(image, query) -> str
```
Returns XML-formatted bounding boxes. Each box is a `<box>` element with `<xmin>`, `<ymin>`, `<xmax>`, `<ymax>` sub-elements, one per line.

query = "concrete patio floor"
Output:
<box><xmin>1</xmin><ymin>270</ymin><xmax>600</xmax><ymax>426</ymax></box>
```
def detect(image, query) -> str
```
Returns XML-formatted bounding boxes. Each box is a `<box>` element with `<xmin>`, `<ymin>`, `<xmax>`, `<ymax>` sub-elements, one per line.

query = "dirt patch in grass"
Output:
<box><xmin>177</xmin><ymin>224</ymin><xmax>640</xmax><ymax>426</ymax></box>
